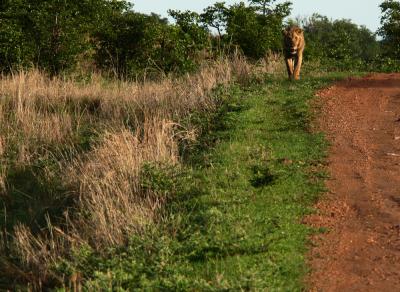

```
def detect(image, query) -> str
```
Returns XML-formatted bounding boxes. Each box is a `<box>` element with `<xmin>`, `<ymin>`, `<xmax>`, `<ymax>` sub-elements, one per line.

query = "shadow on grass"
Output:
<box><xmin>250</xmin><ymin>165</ymin><xmax>275</xmax><ymax>188</ymax></box>
<box><xmin>179</xmin><ymin>88</ymin><xmax>247</xmax><ymax>165</ymax></box>
<box><xmin>187</xmin><ymin>240</ymin><xmax>271</xmax><ymax>262</ymax></box>
<box><xmin>1</xmin><ymin>164</ymin><xmax>74</xmax><ymax>234</ymax></box>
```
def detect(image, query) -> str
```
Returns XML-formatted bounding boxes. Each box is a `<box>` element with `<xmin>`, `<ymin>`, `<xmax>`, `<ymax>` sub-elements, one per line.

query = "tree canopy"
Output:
<box><xmin>0</xmin><ymin>0</ymin><xmax>398</xmax><ymax>76</ymax></box>
<box><xmin>379</xmin><ymin>0</ymin><xmax>400</xmax><ymax>59</ymax></box>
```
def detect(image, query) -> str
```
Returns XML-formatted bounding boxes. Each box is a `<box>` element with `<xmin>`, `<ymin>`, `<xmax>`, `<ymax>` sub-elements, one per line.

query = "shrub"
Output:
<box><xmin>300</xmin><ymin>14</ymin><xmax>380</xmax><ymax>70</ymax></box>
<box><xmin>379</xmin><ymin>0</ymin><xmax>400</xmax><ymax>59</ymax></box>
<box><xmin>201</xmin><ymin>1</ymin><xmax>292</xmax><ymax>59</ymax></box>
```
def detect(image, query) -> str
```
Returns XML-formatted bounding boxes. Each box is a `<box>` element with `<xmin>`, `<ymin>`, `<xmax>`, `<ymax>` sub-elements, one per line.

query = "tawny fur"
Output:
<box><xmin>283</xmin><ymin>26</ymin><xmax>305</xmax><ymax>80</ymax></box>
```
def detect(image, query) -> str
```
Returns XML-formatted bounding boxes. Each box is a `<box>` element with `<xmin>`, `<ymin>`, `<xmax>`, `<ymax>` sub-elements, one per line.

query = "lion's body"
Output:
<box><xmin>283</xmin><ymin>26</ymin><xmax>305</xmax><ymax>80</ymax></box>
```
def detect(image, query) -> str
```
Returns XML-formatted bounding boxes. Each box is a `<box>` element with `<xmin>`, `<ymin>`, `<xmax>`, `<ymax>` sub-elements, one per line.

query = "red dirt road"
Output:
<box><xmin>307</xmin><ymin>73</ymin><xmax>400</xmax><ymax>291</ymax></box>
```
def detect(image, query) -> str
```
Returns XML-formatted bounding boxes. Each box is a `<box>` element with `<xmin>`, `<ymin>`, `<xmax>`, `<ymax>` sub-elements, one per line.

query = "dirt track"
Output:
<box><xmin>307</xmin><ymin>73</ymin><xmax>400</xmax><ymax>291</ymax></box>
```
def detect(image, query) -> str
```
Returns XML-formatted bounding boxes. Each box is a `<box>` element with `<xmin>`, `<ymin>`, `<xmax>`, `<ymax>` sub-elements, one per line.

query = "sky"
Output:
<box><xmin>130</xmin><ymin>0</ymin><xmax>382</xmax><ymax>33</ymax></box>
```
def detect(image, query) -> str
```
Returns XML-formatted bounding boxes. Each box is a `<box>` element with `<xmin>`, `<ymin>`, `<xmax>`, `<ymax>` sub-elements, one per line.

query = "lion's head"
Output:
<box><xmin>283</xmin><ymin>26</ymin><xmax>304</xmax><ymax>55</ymax></box>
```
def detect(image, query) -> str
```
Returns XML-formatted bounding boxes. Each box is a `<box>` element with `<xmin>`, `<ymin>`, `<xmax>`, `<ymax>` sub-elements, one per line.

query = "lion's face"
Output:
<box><xmin>284</xmin><ymin>27</ymin><xmax>304</xmax><ymax>55</ymax></box>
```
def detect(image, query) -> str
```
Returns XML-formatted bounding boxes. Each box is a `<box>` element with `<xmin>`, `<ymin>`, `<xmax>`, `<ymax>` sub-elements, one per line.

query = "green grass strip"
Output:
<box><xmin>74</xmin><ymin>73</ymin><xmax>350</xmax><ymax>291</ymax></box>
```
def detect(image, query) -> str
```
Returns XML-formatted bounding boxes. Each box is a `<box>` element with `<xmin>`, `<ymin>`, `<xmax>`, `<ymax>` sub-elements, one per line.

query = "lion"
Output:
<box><xmin>283</xmin><ymin>26</ymin><xmax>305</xmax><ymax>80</ymax></box>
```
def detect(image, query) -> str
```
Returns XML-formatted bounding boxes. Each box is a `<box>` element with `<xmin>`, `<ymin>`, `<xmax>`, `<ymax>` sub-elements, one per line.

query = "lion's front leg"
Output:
<box><xmin>294</xmin><ymin>52</ymin><xmax>303</xmax><ymax>80</ymax></box>
<box><xmin>285</xmin><ymin>58</ymin><xmax>294</xmax><ymax>80</ymax></box>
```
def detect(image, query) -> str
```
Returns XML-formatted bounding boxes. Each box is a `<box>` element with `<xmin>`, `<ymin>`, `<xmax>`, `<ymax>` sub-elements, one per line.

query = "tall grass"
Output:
<box><xmin>0</xmin><ymin>55</ymin><xmax>282</xmax><ymax>287</ymax></box>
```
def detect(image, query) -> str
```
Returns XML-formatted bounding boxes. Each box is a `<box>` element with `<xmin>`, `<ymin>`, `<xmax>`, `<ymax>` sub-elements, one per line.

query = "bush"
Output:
<box><xmin>201</xmin><ymin>1</ymin><xmax>292</xmax><ymax>59</ymax></box>
<box><xmin>300</xmin><ymin>14</ymin><xmax>380</xmax><ymax>70</ymax></box>
<box><xmin>93</xmin><ymin>11</ymin><xmax>169</xmax><ymax>78</ymax></box>
<box><xmin>379</xmin><ymin>0</ymin><xmax>400</xmax><ymax>59</ymax></box>
<box><xmin>0</xmin><ymin>0</ymin><xmax>126</xmax><ymax>74</ymax></box>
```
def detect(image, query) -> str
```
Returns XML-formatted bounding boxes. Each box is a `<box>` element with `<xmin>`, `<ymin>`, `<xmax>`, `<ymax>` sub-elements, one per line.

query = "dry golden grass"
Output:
<box><xmin>261</xmin><ymin>52</ymin><xmax>286</xmax><ymax>75</ymax></box>
<box><xmin>0</xmin><ymin>55</ymin><xmax>280</xmax><ymax>286</ymax></box>
<box><xmin>70</xmin><ymin>123</ymin><xmax>178</xmax><ymax>248</ymax></box>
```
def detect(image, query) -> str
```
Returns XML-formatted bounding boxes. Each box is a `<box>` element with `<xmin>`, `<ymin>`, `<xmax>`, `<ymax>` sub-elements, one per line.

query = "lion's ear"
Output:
<box><xmin>282</xmin><ymin>29</ymin><xmax>288</xmax><ymax>36</ymax></box>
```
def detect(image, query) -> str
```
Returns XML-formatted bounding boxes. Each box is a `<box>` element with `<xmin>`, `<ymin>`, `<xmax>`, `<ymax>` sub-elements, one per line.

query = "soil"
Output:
<box><xmin>306</xmin><ymin>73</ymin><xmax>400</xmax><ymax>291</ymax></box>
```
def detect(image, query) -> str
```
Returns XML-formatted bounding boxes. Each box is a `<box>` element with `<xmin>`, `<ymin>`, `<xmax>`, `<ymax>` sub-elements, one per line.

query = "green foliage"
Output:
<box><xmin>0</xmin><ymin>0</ymin><xmax>292</xmax><ymax>75</ymax></box>
<box><xmin>379</xmin><ymin>0</ymin><xmax>400</xmax><ymax>59</ymax></box>
<box><xmin>371</xmin><ymin>57</ymin><xmax>400</xmax><ymax>72</ymax></box>
<box><xmin>167</xmin><ymin>10</ymin><xmax>210</xmax><ymax>72</ymax></box>
<box><xmin>0</xmin><ymin>0</ymin><xmax>213</xmax><ymax>76</ymax></box>
<box><xmin>93</xmin><ymin>7</ymin><xmax>212</xmax><ymax>78</ymax></box>
<box><xmin>2</xmin><ymin>0</ymin><xmax>399</xmax><ymax>75</ymax></box>
<box><xmin>249</xmin><ymin>0</ymin><xmax>291</xmax><ymax>17</ymax></box>
<box><xmin>93</xmin><ymin>11</ymin><xmax>168</xmax><ymax>78</ymax></box>
<box><xmin>231</xmin><ymin>0</ymin><xmax>291</xmax><ymax>58</ymax></box>
<box><xmin>301</xmin><ymin>14</ymin><xmax>380</xmax><ymax>70</ymax></box>
<box><xmin>201</xmin><ymin>1</ymin><xmax>292</xmax><ymax>59</ymax></box>
<box><xmin>0</xmin><ymin>0</ymin><xmax>128</xmax><ymax>74</ymax></box>
<box><xmin>0</xmin><ymin>1</ymin><xmax>33</xmax><ymax>70</ymax></box>
<box><xmin>225</xmin><ymin>3</ymin><xmax>262</xmax><ymax>58</ymax></box>
<box><xmin>140</xmin><ymin>162</ymin><xmax>182</xmax><ymax>200</ymax></box>
<box><xmin>200</xmin><ymin>2</ymin><xmax>228</xmax><ymax>38</ymax></box>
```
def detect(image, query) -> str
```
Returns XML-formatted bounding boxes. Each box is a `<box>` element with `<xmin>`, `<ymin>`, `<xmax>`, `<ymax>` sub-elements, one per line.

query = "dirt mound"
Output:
<box><xmin>306</xmin><ymin>73</ymin><xmax>400</xmax><ymax>291</ymax></box>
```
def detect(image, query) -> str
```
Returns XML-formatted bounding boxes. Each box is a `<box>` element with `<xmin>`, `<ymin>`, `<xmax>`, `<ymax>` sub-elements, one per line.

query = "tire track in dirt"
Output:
<box><xmin>306</xmin><ymin>73</ymin><xmax>400</xmax><ymax>291</ymax></box>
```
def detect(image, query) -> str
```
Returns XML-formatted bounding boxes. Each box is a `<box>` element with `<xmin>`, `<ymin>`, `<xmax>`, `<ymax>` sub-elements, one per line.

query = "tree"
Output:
<box><xmin>379</xmin><ymin>0</ymin><xmax>400</xmax><ymax>58</ymax></box>
<box><xmin>94</xmin><ymin>10</ymin><xmax>162</xmax><ymax>77</ymax></box>
<box><xmin>302</xmin><ymin>14</ymin><xmax>380</xmax><ymax>68</ymax></box>
<box><xmin>249</xmin><ymin>0</ymin><xmax>291</xmax><ymax>17</ymax></box>
<box><xmin>167</xmin><ymin>10</ymin><xmax>210</xmax><ymax>71</ymax></box>
<box><xmin>0</xmin><ymin>1</ymin><xmax>35</xmax><ymax>71</ymax></box>
<box><xmin>0</xmin><ymin>0</ymin><xmax>131</xmax><ymax>74</ymax></box>
<box><xmin>168</xmin><ymin>9</ymin><xmax>209</xmax><ymax>49</ymax></box>
<box><xmin>93</xmin><ymin>8</ymin><xmax>210</xmax><ymax>78</ymax></box>
<box><xmin>249</xmin><ymin>0</ymin><xmax>271</xmax><ymax>16</ymax></box>
<box><xmin>225</xmin><ymin>3</ymin><xmax>260</xmax><ymax>57</ymax></box>
<box><xmin>220</xmin><ymin>1</ymin><xmax>291</xmax><ymax>58</ymax></box>
<box><xmin>200</xmin><ymin>2</ymin><xmax>228</xmax><ymax>38</ymax></box>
